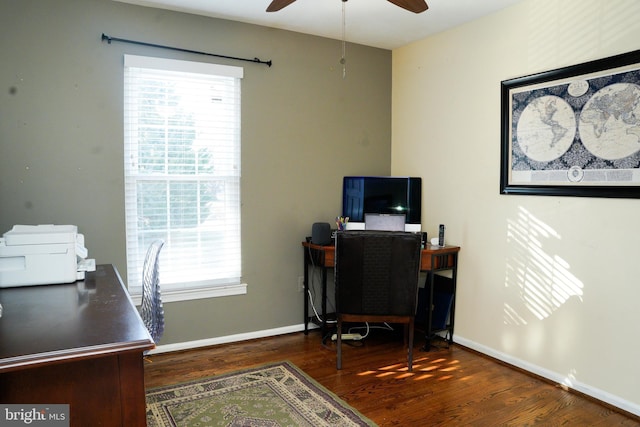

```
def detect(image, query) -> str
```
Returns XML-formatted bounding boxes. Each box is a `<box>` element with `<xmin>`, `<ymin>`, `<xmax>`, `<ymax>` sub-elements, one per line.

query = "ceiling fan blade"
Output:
<box><xmin>266</xmin><ymin>0</ymin><xmax>297</xmax><ymax>12</ymax></box>
<box><xmin>387</xmin><ymin>0</ymin><xmax>428</xmax><ymax>13</ymax></box>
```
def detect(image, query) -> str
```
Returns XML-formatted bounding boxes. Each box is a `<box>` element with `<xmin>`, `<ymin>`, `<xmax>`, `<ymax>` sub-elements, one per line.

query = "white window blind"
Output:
<box><xmin>124</xmin><ymin>55</ymin><xmax>243</xmax><ymax>300</ymax></box>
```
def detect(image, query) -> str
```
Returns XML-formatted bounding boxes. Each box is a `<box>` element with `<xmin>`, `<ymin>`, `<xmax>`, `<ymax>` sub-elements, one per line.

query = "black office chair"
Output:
<box><xmin>141</xmin><ymin>239</ymin><xmax>165</xmax><ymax>347</ymax></box>
<box><xmin>334</xmin><ymin>230</ymin><xmax>422</xmax><ymax>371</ymax></box>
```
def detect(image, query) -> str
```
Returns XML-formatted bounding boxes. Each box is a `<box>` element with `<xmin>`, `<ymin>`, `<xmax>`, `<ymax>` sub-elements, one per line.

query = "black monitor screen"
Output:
<box><xmin>342</xmin><ymin>176</ymin><xmax>421</xmax><ymax>224</ymax></box>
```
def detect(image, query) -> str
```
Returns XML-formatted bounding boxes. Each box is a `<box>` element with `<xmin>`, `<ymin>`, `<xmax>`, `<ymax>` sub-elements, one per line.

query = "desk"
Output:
<box><xmin>302</xmin><ymin>241</ymin><xmax>335</xmax><ymax>334</ymax></box>
<box><xmin>420</xmin><ymin>244</ymin><xmax>460</xmax><ymax>350</ymax></box>
<box><xmin>0</xmin><ymin>264</ymin><xmax>154</xmax><ymax>426</ymax></box>
<box><xmin>301</xmin><ymin>241</ymin><xmax>460</xmax><ymax>349</ymax></box>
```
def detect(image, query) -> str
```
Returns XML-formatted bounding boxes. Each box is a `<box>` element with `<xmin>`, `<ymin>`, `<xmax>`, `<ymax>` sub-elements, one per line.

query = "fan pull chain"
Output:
<box><xmin>341</xmin><ymin>0</ymin><xmax>346</xmax><ymax>78</ymax></box>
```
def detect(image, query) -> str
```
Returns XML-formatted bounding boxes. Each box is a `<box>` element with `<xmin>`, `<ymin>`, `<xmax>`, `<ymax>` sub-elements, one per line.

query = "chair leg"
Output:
<box><xmin>336</xmin><ymin>317</ymin><xmax>342</xmax><ymax>370</ymax></box>
<box><xmin>408</xmin><ymin>318</ymin><xmax>414</xmax><ymax>372</ymax></box>
<box><xmin>403</xmin><ymin>323</ymin><xmax>408</xmax><ymax>347</ymax></box>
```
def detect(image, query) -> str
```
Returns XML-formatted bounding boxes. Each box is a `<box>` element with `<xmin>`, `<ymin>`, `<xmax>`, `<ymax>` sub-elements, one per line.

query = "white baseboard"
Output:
<box><xmin>453</xmin><ymin>335</ymin><xmax>640</xmax><ymax>417</ymax></box>
<box><xmin>150</xmin><ymin>323</ymin><xmax>317</xmax><ymax>355</ymax></box>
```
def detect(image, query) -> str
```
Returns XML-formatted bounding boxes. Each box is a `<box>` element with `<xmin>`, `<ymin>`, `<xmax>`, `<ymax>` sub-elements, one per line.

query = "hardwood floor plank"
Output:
<box><xmin>144</xmin><ymin>330</ymin><xmax>639</xmax><ymax>426</ymax></box>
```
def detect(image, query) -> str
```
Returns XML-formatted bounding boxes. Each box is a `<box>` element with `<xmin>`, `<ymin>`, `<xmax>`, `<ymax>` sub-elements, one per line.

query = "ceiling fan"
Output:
<box><xmin>266</xmin><ymin>0</ymin><xmax>428</xmax><ymax>14</ymax></box>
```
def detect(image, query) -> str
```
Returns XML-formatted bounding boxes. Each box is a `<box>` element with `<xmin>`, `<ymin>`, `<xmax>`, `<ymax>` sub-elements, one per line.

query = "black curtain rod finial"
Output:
<box><xmin>101</xmin><ymin>32</ymin><xmax>272</xmax><ymax>67</ymax></box>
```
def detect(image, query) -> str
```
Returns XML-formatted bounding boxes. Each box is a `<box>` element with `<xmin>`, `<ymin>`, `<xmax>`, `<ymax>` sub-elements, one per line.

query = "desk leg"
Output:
<box><xmin>321</xmin><ymin>266</ymin><xmax>327</xmax><ymax>333</ymax></box>
<box><xmin>424</xmin><ymin>271</ymin><xmax>435</xmax><ymax>351</ymax></box>
<box><xmin>448</xmin><ymin>253</ymin><xmax>458</xmax><ymax>345</ymax></box>
<box><xmin>303</xmin><ymin>249</ymin><xmax>310</xmax><ymax>335</ymax></box>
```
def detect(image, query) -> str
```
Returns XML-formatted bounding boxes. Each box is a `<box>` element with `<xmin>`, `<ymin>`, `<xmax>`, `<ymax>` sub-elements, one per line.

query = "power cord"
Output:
<box><xmin>307</xmin><ymin>288</ymin><xmax>336</xmax><ymax>325</ymax></box>
<box><xmin>346</xmin><ymin>322</ymin><xmax>394</xmax><ymax>339</ymax></box>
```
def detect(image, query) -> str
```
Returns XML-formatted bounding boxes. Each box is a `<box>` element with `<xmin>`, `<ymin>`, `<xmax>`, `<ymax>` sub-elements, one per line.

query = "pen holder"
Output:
<box><xmin>336</xmin><ymin>216</ymin><xmax>349</xmax><ymax>231</ymax></box>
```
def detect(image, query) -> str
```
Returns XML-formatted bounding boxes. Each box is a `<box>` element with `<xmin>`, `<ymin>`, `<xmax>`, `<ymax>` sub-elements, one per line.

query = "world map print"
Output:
<box><xmin>511</xmin><ymin>67</ymin><xmax>640</xmax><ymax>184</ymax></box>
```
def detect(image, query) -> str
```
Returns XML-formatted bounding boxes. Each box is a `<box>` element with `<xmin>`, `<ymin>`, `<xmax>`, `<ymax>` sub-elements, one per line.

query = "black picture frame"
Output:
<box><xmin>500</xmin><ymin>49</ymin><xmax>640</xmax><ymax>198</ymax></box>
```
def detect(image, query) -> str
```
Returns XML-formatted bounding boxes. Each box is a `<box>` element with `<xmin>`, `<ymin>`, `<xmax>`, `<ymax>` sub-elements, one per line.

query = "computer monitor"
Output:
<box><xmin>342</xmin><ymin>176</ymin><xmax>422</xmax><ymax>232</ymax></box>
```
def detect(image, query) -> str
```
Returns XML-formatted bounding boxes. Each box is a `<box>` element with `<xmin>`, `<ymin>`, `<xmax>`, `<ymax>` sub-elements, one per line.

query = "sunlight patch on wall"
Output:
<box><xmin>525</xmin><ymin>0</ymin><xmax>640</xmax><ymax>71</ymax></box>
<box><xmin>503</xmin><ymin>302</ymin><xmax>528</xmax><ymax>326</ymax></box>
<box><xmin>505</xmin><ymin>206</ymin><xmax>584</xmax><ymax>322</ymax></box>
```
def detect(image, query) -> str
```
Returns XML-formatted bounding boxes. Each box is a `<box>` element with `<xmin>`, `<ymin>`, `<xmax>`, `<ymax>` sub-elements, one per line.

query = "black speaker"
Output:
<box><xmin>311</xmin><ymin>222</ymin><xmax>332</xmax><ymax>245</ymax></box>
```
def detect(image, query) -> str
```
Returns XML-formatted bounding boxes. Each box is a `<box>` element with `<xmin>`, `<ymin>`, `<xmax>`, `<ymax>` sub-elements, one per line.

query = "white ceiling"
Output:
<box><xmin>113</xmin><ymin>0</ymin><xmax>525</xmax><ymax>50</ymax></box>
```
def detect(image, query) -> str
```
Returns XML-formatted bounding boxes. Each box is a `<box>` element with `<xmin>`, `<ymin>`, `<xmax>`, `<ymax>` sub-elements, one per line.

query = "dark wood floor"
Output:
<box><xmin>144</xmin><ymin>329</ymin><xmax>639</xmax><ymax>426</ymax></box>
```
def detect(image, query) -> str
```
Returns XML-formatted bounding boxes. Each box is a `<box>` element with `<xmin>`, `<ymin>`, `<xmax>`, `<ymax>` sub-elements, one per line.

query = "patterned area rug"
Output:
<box><xmin>146</xmin><ymin>361</ymin><xmax>377</xmax><ymax>427</ymax></box>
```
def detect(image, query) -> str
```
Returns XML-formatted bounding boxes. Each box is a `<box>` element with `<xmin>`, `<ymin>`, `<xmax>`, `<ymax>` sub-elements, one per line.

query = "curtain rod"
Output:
<box><xmin>101</xmin><ymin>33</ymin><xmax>272</xmax><ymax>67</ymax></box>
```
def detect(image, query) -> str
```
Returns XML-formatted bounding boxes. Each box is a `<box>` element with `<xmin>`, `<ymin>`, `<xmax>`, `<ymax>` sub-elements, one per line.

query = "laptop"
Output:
<box><xmin>364</xmin><ymin>213</ymin><xmax>406</xmax><ymax>231</ymax></box>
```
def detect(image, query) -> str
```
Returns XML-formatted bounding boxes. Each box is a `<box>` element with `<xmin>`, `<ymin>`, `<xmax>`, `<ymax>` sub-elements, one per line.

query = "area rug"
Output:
<box><xmin>146</xmin><ymin>361</ymin><xmax>377</xmax><ymax>427</ymax></box>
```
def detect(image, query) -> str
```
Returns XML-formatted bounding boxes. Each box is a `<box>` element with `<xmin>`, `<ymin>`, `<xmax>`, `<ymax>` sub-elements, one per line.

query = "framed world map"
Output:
<box><xmin>500</xmin><ymin>49</ymin><xmax>640</xmax><ymax>198</ymax></box>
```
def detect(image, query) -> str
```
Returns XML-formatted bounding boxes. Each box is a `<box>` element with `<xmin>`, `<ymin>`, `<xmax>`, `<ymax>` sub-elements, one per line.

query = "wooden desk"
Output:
<box><xmin>302</xmin><ymin>241</ymin><xmax>460</xmax><ymax>349</ymax></box>
<box><xmin>0</xmin><ymin>264</ymin><xmax>154</xmax><ymax>426</ymax></box>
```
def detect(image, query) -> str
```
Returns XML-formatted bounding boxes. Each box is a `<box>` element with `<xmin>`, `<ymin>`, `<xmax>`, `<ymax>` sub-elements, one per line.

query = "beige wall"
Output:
<box><xmin>392</xmin><ymin>0</ymin><xmax>640</xmax><ymax>415</ymax></box>
<box><xmin>0</xmin><ymin>0</ymin><xmax>391</xmax><ymax>342</ymax></box>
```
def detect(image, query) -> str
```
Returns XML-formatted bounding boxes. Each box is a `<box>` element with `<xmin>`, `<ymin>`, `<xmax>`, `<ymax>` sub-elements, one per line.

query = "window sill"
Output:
<box><xmin>131</xmin><ymin>283</ymin><xmax>247</xmax><ymax>305</ymax></box>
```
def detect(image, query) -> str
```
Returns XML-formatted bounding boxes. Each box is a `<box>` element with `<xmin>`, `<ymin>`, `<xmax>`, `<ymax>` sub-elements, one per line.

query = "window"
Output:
<box><xmin>123</xmin><ymin>55</ymin><xmax>244</xmax><ymax>303</ymax></box>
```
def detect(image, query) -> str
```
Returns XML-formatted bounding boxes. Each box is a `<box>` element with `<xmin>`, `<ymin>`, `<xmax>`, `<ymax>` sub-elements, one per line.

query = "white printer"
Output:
<box><xmin>0</xmin><ymin>224</ymin><xmax>96</xmax><ymax>288</ymax></box>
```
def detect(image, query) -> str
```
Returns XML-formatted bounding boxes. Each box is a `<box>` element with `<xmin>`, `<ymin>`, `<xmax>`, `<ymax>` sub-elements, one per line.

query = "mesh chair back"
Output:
<box><xmin>141</xmin><ymin>239</ymin><xmax>165</xmax><ymax>344</ymax></box>
<box><xmin>335</xmin><ymin>231</ymin><xmax>421</xmax><ymax>316</ymax></box>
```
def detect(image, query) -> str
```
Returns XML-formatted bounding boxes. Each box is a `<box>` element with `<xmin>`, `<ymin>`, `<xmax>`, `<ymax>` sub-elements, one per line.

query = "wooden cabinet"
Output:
<box><xmin>0</xmin><ymin>264</ymin><xmax>154</xmax><ymax>426</ymax></box>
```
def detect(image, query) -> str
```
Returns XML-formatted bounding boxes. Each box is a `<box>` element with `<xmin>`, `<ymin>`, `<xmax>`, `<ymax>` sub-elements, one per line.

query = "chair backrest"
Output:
<box><xmin>141</xmin><ymin>239</ymin><xmax>165</xmax><ymax>344</ymax></box>
<box><xmin>335</xmin><ymin>231</ymin><xmax>422</xmax><ymax>316</ymax></box>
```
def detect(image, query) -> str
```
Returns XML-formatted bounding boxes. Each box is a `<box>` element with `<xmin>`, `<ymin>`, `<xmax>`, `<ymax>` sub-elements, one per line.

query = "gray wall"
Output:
<box><xmin>0</xmin><ymin>0</ymin><xmax>392</xmax><ymax>344</ymax></box>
